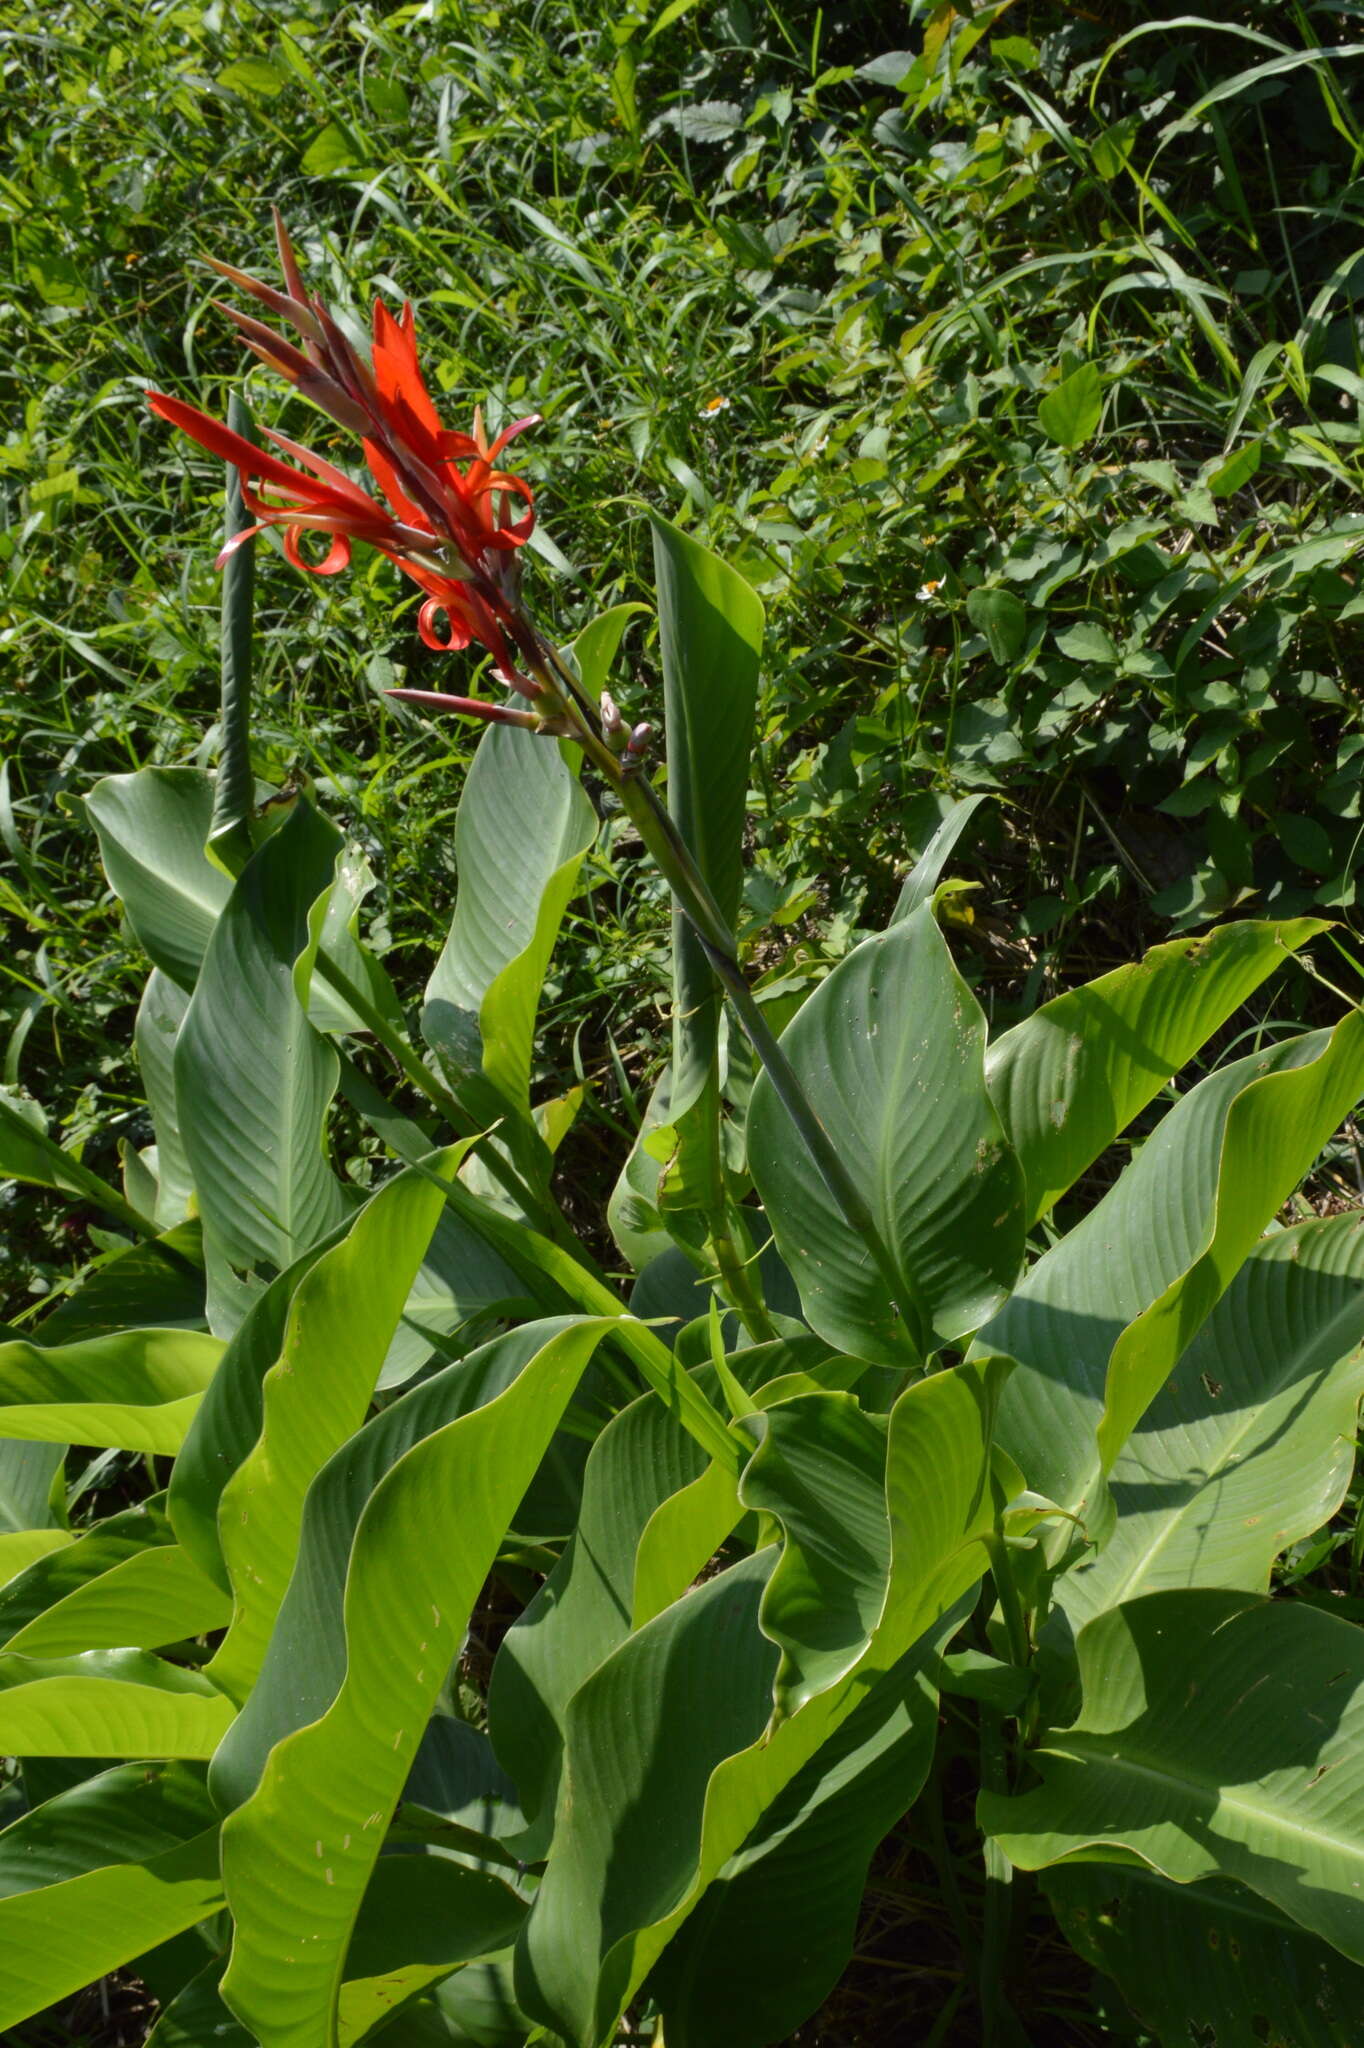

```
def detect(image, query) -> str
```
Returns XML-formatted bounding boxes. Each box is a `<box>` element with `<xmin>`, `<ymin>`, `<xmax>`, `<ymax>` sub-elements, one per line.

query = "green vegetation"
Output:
<box><xmin>5</xmin><ymin>3</ymin><xmax>1364</xmax><ymax>2043</ymax></box>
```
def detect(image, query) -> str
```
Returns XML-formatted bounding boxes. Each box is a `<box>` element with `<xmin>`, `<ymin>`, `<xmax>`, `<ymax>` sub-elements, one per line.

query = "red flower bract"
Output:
<box><xmin>148</xmin><ymin>212</ymin><xmax>540</xmax><ymax>683</ymax></box>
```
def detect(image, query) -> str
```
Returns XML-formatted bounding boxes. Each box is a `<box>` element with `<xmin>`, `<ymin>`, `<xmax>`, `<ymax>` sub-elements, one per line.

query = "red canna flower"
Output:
<box><xmin>148</xmin><ymin>212</ymin><xmax>540</xmax><ymax>687</ymax></box>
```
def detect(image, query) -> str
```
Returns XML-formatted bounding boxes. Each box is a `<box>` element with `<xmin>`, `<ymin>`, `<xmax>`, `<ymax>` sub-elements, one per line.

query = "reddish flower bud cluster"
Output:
<box><xmin>148</xmin><ymin>212</ymin><xmax>539</xmax><ymax>684</ymax></box>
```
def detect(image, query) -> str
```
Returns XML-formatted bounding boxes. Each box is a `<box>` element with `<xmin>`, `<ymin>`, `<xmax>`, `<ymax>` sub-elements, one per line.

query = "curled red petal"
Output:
<box><xmin>284</xmin><ymin>525</ymin><xmax>351</xmax><ymax>576</ymax></box>
<box><xmin>418</xmin><ymin>596</ymin><xmax>474</xmax><ymax>650</ymax></box>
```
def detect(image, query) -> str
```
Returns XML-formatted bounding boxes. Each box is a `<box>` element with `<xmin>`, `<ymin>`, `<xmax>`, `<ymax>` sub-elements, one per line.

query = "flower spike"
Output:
<box><xmin>149</xmin><ymin>219</ymin><xmax>542</xmax><ymax>683</ymax></box>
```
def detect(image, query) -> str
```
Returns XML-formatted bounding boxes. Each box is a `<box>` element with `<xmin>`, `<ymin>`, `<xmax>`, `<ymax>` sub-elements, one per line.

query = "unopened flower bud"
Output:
<box><xmin>600</xmin><ymin>692</ymin><xmax>628</xmax><ymax>752</ymax></box>
<box><xmin>622</xmin><ymin>720</ymin><xmax>653</xmax><ymax>773</ymax></box>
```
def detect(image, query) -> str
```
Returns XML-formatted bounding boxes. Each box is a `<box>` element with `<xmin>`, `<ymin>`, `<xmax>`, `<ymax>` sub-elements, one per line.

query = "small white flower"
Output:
<box><xmin>698</xmin><ymin>394</ymin><xmax>731</xmax><ymax>417</ymax></box>
<box><xmin>916</xmin><ymin>578</ymin><xmax>943</xmax><ymax>602</ymax></box>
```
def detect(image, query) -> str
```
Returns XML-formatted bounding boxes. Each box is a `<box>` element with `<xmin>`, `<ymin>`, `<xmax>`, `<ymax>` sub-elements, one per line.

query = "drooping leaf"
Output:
<box><xmin>206</xmin><ymin>1156</ymin><xmax>456</xmax><ymax>1702</ymax></box>
<box><xmin>1045</xmin><ymin>1861</ymin><xmax>1364</xmax><ymax>2048</ymax></box>
<box><xmin>33</xmin><ymin>1223</ymin><xmax>205</xmax><ymax>1346</ymax></box>
<box><xmin>517</xmin><ymin>1357</ymin><xmax>1012</xmax><ymax>2045</ymax></box>
<box><xmin>985</xmin><ymin>917</ymin><xmax>1327</xmax><ymax>1222</ymax></box>
<box><xmin>0</xmin><ymin>1327</ymin><xmax>222</xmax><ymax>1452</ymax></box>
<box><xmin>175</xmin><ymin>797</ymin><xmax>349</xmax><ymax>1272</ymax></box>
<box><xmin>0</xmin><ymin>1439</ymin><xmax>63</xmax><ymax>1532</ymax></box>
<box><xmin>0</xmin><ymin>1496</ymin><xmax>228</xmax><ymax>1656</ymax></box>
<box><xmin>740</xmin><ymin>1393</ymin><xmax>890</xmax><ymax>1720</ymax></box>
<box><xmin>1056</xmin><ymin>1215</ymin><xmax>1364</xmax><ymax>1639</ymax></box>
<box><xmin>86</xmin><ymin>769</ymin><xmax>231</xmax><ymax>991</ymax></box>
<box><xmin>647</xmin><ymin>1628</ymin><xmax>946</xmax><ymax>2048</ymax></box>
<box><xmin>489</xmin><ymin>1386</ymin><xmax>712</xmax><ymax>1857</ymax></box>
<box><xmin>748</xmin><ymin>907</ymin><xmax>1027</xmax><ymax>1363</ymax></box>
<box><xmin>216</xmin><ymin>1318</ymin><xmax>617</xmax><ymax>2048</ymax></box>
<box><xmin>336</xmin><ymin>1856</ymin><xmax>527</xmax><ymax>2043</ymax></box>
<box><xmin>0</xmin><ymin>1764</ymin><xmax>223</xmax><ymax>2033</ymax></box>
<box><xmin>981</xmin><ymin>1021</ymin><xmax>1364</xmax><ymax>1527</ymax></box>
<box><xmin>0</xmin><ymin>1648</ymin><xmax>234</xmax><ymax>1758</ymax></box>
<box><xmin>982</xmin><ymin>1590</ymin><xmax>1364</xmax><ymax>1966</ymax></box>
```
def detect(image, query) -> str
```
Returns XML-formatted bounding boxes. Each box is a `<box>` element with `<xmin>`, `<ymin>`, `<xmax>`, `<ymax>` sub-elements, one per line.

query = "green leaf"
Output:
<box><xmin>490</xmin><ymin>1387</ymin><xmax>714</xmax><ymax>1857</ymax></box>
<box><xmin>0</xmin><ymin>1328</ymin><xmax>222</xmax><ymax>1452</ymax></box>
<box><xmin>889</xmin><ymin>794</ymin><xmax>988</xmax><ymax>925</ymax></box>
<box><xmin>216</xmin><ymin>1319</ymin><xmax>617</xmax><ymax>2048</ymax></box>
<box><xmin>1045</xmin><ymin>1861</ymin><xmax>1364</xmax><ymax>2048</ymax></box>
<box><xmin>0</xmin><ymin>1085</ymin><xmax>84</xmax><ymax>1197</ymax></box>
<box><xmin>1207</xmin><ymin>439</ymin><xmax>1263</xmax><ymax>498</ymax></box>
<box><xmin>517</xmin><ymin>1357</ymin><xmax>1011</xmax><ymax>2044</ymax></box>
<box><xmin>33</xmin><ymin>1223</ymin><xmax>205</xmax><ymax>1346</ymax></box>
<box><xmin>146</xmin><ymin>1961</ymin><xmax>252</xmax><ymax>2047</ymax></box>
<box><xmin>982</xmin><ymin>1591</ymin><xmax>1364</xmax><ymax>1964</ymax></box>
<box><xmin>1056</xmin><ymin>1216</ymin><xmax>1364</xmax><ymax>1639</ymax></box>
<box><xmin>965</xmin><ymin>586</ymin><xmax>1027</xmax><ymax>664</ymax></box>
<box><xmin>0</xmin><ymin>1497</ymin><xmax>227</xmax><ymax>1656</ymax></box>
<box><xmin>647</xmin><ymin>1638</ymin><xmax>943</xmax><ymax>2048</ymax></box>
<box><xmin>648</xmin><ymin>513</ymin><xmax>763</xmax><ymax>1120</ymax></box>
<box><xmin>206</xmin><ymin>1156</ymin><xmax>455</xmax><ymax>1702</ymax></box>
<box><xmin>748</xmin><ymin>908</ymin><xmax>1026</xmax><ymax>1363</ymax></box>
<box><xmin>337</xmin><ymin>1858</ymin><xmax>527</xmax><ymax>2043</ymax></box>
<box><xmin>217</xmin><ymin>57</ymin><xmax>290</xmax><ymax>96</ymax></box>
<box><xmin>0</xmin><ymin>1764</ymin><xmax>223</xmax><ymax>2033</ymax></box>
<box><xmin>985</xmin><ymin>918</ymin><xmax>1327</xmax><ymax>1222</ymax></box>
<box><xmin>740</xmin><ymin>1394</ymin><xmax>890</xmax><ymax>1720</ymax></box>
<box><xmin>0</xmin><ymin>1648</ymin><xmax>234</xmax><ymax>1758</ymax></box>
<box><xmin>301</xmin><ymin>121</ymin><xmax>362</xmax><ymax>174</ymax></box>
<box><xmin>1038</xmin><ymin>363</ymin><xmax>1104</xmax><ymax>448</ymax></box>
<box><xmin>423</xmin><ymin>723</ymin><xmax>596</xmax><ymax>1117</ymax></box>
<box><xmin>981</xmin><ymin>1020</ymin><xmax>1364</xmax><ymax>1524</ymax></box>
<box><xmin>176</xmin><ymin>798</ymin><xmax>349</xmax><ymax>1272</ymax></box>
<box><xmin>0</xmin><ymin>1440</ymin><xmax>63</xmax><ymax>1532</ymax></box>
<box><xmin>86</xmin><ymin>769</ymin><xmax>230</xmax><ymax>992</ymax></box>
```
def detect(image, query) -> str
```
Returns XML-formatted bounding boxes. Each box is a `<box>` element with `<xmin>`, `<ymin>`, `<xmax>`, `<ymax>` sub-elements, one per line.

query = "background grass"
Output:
<box><xmin>6</xmin><ymin>0</ymin><xmax>1364</xmax><ymax>2038</ymax></box>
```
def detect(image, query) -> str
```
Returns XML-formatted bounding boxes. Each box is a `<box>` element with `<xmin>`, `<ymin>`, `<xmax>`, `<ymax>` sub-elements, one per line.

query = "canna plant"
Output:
<box><xmin>2</xmin><ymin>223</ymin><xmax>1364</xmax><ymax>2048</ymax></box>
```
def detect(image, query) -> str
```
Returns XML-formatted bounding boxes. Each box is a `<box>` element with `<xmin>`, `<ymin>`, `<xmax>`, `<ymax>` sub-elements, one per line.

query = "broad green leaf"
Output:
<box><xmin>33</xmin><ymin>1223</ymin><xmax>204</xmax><ymax>1346</ymax></box>
<box><xmin>423</xmin><ymin>721</ymin><xmax>596</xmax><ymax>1114</ymax></box>
<box><xmin>1045</xmin><ymin>1861</ymin><xmax>1364</xmax><ymax>2048</ymax></box>
<box><xmin>517</xmin><ymin>1357</ymin><xmax>1011</xmax><ymax>2043</ymax></box>
<box><xmin>0</xmin><ymin>1439</ymin><xmax>63</xmax><ymax>1531</ymax></box>
<box><xmin>981</xmin><ymin>1022</ymin><xmax>1364</xmax><ymax>1526</ymax></box>
<box><xmin>378</xmin><ymin>1205</ymin><xmax>528</xmax><ymax>1393</ymax></box>
<box><xmin>168</xmin><ymin>1222</ymin><xmax>351</xmax><ymax>1590</ymax></box>
<box><xmin>0</xmin><ymin>1084</ymin><xmax>85</xmax><ymax>1197</ymax></box>
<box><xmin>0</xmin><ymin>1496</ymin><xmax>228</xmax><ymax>1655</ymax></box>
<box><xmin>489</xmin><ymin>1387</ymin><xmax>711</xmax><ymax>1857</ymax></box>
<box><xmin>0</xmin><ymin>1529</ymin><xmax>71</xmax><ymax>1588</ymax></box>
<box><xmin>1098</xmin><ymin>1012</ymin><xmax>1364</xmax><ymax>1469</ymax></box>
<box><xmin>176</xmin><ymin>798</ymin><xmax>349</xmax><ymax>1272</ymax></box>
<box><xmin>0</xmin><ymin>1648</ymin><xmax>234</xmax><ymax>1757</ymax></box>
<box><xmin>86</xmin><ymin>769</ymin><xmax>230</xmax><ymax>991</ymax></box>
<box><xmin>1056</xmin><ymin>1216</ymin><xmax>1364</xmax><ymax>1638</ymax></box>
<box><xmin>336</xmin><ymin>1857</ymin><xmax>527</xmax><ymax>2043</ymax></box>
<box><xmin>146</xmin><ymin>1961</ymin><xmax>252</xmax><ymax>2048</ymax></box>
<box><xmin>0</xmin><ymin>1764</ymin><xmax>223</xmax><ymax>2033</ymax></box>
<box><xmin>740</xmin><ymin>1393</ymin><xmax>890</xmax><ymax>1719</ymax></box>
<box><xmin>135</xmin><ymin>971</ymin><xmax>194</xmax><ymax>1227</ymax></box>
<box><xmin>748</xmin><ymin>907</ymin><xmax>1026</xmax><ymax>1363</ymax></box>
<box><xmin>648</xmin><ymin>514</ymin><xmax>763</xmax><ymax>1122</ymax></box>
<box><xmin>965</xmin><ymin>586</ymin><xmax>1027</xmax><ymax>663</ymax></box>
<box><xmin>1038</xmin><ymin>362</ymin><xmax>1104</xmax><ymax>447</ymax></box>
<box><xmin>647</xmin><ymin>1633</ymin><xmax>944</xmax><ymax>2048</ymax></box>
<box><xmin>217</xmin><ymin>1319</ymin><xmax>617</xmax><ymax>2048</ymax></box>
<box><xmin>0</xmin><ymin>1327</ymin><xmax>222</xmax><ymax>1451</ymax></box>
<box><xmin>982</xmin><ymin>1590</ymin><xmax>1364</xmax><ymax>1965</ymax></box>
<box><xmin>207</xmin><ymin>1157</ymin><xmax>455</xmax><ymax>1702</ymax></box>
<box><xmin>985</xmin><ymin>917</ymin><xmax>1327</xmax><ymax>1221</ymax></box>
